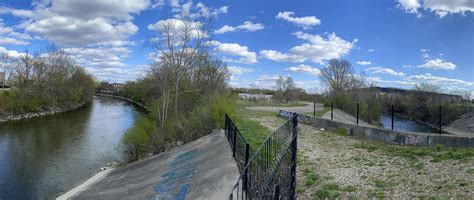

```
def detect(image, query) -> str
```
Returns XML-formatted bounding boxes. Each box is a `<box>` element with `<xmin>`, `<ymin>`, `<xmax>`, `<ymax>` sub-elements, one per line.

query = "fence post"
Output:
<box><xmin>313</xmin><ymin>100</ymin><xmax>316</xmax><ymax>117</ymax></box>
<box><xmin>290</xmin><ymin>113</ymin><xmax>298</xmax><ymax>200</ymax></box>
<box><xmin>274</xmin><ymin>185</ymin><xmax>280</xmax><ymax>200</ymax></box>
<box><xmin>391</xmin><ymin>105</ymin><xmax>394</xmax><ymax>130</ymax></box>
<box><xmin>331</xmin><ymin>102</ymin><xmax>334</xmax><ymax>120</ymax></box>
<box><xmin>356</xmin><ymin>103</ymin><xmax>359</xmax><ymax>125</ymax></box>
<box><xmin>243</xmin><ymin>143</ymin><xmax>250</xmax><ymax>190</ymax></box>
<box><xmin>233</xmin><ymin>127</ymin><xmax>237</xmax><ymax>157</ymax></box>
<box><xmin>439</xmin><ymin>105</ymin><xmax>442</xmax><ymax>135</ymax></box>
<box><xmin>225</xmin><ymin>114</ymin><xmax>228</xmax><ymax>140</ymax></box>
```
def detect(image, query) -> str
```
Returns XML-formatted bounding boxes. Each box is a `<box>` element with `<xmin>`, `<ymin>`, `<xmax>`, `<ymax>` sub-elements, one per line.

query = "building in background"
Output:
<box><xmin>238</xmin><ymin>93</ymin><xmax>273</xmax><ymax>101</ymax></box>
<box><xmin>98</xmin><ymin>81</ymin><xmax>124</xmax><ymax>94</ymax></box>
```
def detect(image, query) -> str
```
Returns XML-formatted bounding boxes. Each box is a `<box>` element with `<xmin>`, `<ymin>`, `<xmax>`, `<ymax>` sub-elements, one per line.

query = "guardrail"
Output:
<box><xmin>225</xmin><ymin>114</ymin><xmax>252</xmax><ymax>170</ymax></box>
<box><xmin>226</xmin><ymin>113</ymin><xmax>298</xmax><ymax>200</ymax></box>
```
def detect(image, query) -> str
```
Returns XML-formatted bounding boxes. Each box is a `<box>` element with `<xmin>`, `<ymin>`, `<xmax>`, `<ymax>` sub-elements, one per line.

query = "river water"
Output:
<box><xmin>380</xmin><ymin>113</ymin><xmax>439</xmax><ymax>133</ymax></box>
<box><xmin>0</xmin><ymin>96</ymin><xmax>143</xmax><ymax>199</ymax></box>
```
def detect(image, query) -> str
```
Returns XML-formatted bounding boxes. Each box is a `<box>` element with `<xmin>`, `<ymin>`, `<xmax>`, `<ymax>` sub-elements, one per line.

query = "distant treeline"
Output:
<box><xmin>0</xmin><ymin>48</ymin><xmax>96</xmax><ymax>115</ymax></box>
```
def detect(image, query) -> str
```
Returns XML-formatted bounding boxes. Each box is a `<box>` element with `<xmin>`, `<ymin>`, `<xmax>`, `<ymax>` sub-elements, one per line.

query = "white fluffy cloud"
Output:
<box><xmin>356</xmin><ymin>61</ymin><xmax>371</xmax><ymax>65</ymax></box>
<box><xmin>276</xmin><ymin>11</ymin><xmax>320</xmax><ymax>29</ymax></box>
<box><xmin>366</xmin><ymin>67</ymin><xmax>406</xmax><ymax>76</ymax></box>
<box><xmin>407</xmin><ymin>73</ymin><xmax>473</xmax><ymax>87</ymax></box>
<box><xmin>418</xmin><ymin>58</ymin><xmax>456</xmax><ymax>70</ymax></box>
<box><xmin>0</xmin><ymin>20</ymin><xmax>31</xmax><ymax>45</ymax></box>
<box><xmin>285</xmin><ymin>64</ymin><xmax>321</xmax><ymax>76</ymax></box>
<box><xmin>397</xmin><ymin>0</ymin><xmax>474</xmax><ymax>18</ymax></box>
<box><xmin>215</xmin><ymin>21</ymin><xmax>264</xmax><ymax>34</ymax></box>
<box><xmin>216</xmin><ymin>43</ymin><xmax>257</xmax><ymax>64</ymax></box>
<box><xmin>260</xmin><ymin>32</ymin><xmax>356</xmax><ymax>64</ymax></box>
<box><xmin>228</xmin><ymin>66</ymin><xmax>254</xmax><ymax>75</ymax></box>
<box><xmin>0</xmin><ymin>46</ymin><xmax>23</xmax><ymax>57</ymax></box>
<box><xmin>64</xmin><ymin>47</ymin><xmax>131</xmax><ymax>67</ymax></box>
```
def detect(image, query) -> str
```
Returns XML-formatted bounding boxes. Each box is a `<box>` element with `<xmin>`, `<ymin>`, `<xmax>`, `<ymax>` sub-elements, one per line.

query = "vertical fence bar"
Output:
<box><xmin>233</xmin><ymin>127</ymin><xmax>237</xmax><ymax>157</ymax></box>
<box><xmin>356</xmin><ymin>103</ymin><xmax>359</xmax><ymax>125</ymax></box>
<box><xmin>331</xmin><ymin>102</ymin><xmax>334</xmax><ymax>120</ymax></box>
<box><xmin>439</xmin><ymin>105</ymin><xmax>442</xmax><ymax>135</ymax></box>
<box><xmin>274</xmin><ymin>185</ymin><xmax>280</xmax><ymax>200</ymax></box>
<box><xmin>391</xmin><ymin>105</ymin><xmax>394</xmax><ymax>130</ymax></box>
<box><xmin>243</xmin><ymin>143</ymin><xmax>250</xmax><ymax>190</ymax></box>
<box><xmin>313</xmin><ymin>100</ymin><xmax>316</xmax><ymax>117</ymax></box>
<box><xmin>290</xmin><ymin>113</ymin><xmax>298</xmax><ymax>200</ymax></box>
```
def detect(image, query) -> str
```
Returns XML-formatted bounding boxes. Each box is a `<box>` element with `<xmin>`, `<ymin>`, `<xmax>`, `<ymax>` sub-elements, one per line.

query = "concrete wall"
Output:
<box><xmin>279</xmin><ymin>110</ymin><xmax>473</xmax><ymax>148</ymax></box>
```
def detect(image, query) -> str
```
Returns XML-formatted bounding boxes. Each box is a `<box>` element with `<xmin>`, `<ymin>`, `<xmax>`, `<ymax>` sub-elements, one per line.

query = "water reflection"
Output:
<box><xmin>380</xmin><ymin>113</ymin><xmax>439</xmax><ymax>133</ymax></box>
<box><xmin>0</xmin><ymin>96</ymin><xmax>143</xmax><ymax>199</ymax></box>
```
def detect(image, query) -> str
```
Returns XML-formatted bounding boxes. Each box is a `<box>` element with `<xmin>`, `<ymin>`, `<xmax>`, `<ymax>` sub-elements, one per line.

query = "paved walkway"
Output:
<box><xmin>61</xmin><ymin>131</ymin><xmax>239</xmax><ymax>200</ymax></box>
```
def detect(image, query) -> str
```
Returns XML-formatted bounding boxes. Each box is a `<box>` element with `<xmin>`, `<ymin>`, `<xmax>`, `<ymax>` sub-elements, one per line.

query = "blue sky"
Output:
<box><xmin>0</xmin><ymin>0</ymin><xmax>473</xmax><ymax>93</ymax></box>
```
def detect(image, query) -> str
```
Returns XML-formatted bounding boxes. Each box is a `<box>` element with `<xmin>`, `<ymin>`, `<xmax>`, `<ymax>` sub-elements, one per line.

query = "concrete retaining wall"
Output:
<box><xmin>279</xmin><ymin>110</ymin><xmax>473</xmax><ymax>148</ymax></box>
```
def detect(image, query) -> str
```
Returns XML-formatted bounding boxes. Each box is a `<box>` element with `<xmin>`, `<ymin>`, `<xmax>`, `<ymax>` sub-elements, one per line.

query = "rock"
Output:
<box><xmin>320</xmin><ymin>128</ymin><xmax>325</xmax><ymax>131</ymax></box>
<box><xmin>100</xmin><ymin>167</ymin><xmax>107</xmax><ymax>171</ymax></box>
<box><xmin>148</xmin><ymin>153</ymin><xmax>153</xmax><ymax>157</ymax></box>
<box><xmin>177</xmin><ymin>141</ymin><xmax>184</xmax><ymax>146</ymax></box>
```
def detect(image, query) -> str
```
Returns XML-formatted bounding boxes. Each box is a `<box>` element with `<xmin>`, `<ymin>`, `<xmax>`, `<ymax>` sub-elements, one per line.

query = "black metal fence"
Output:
<box><xmin>226</xmin><ymin>113</ymin><xmax>298</xmax><ymax>200</ymax></box>
<box><xmin>225</xmin><ymin>114</ymin><xmax>252</xmax><ymax>170</ymax></box>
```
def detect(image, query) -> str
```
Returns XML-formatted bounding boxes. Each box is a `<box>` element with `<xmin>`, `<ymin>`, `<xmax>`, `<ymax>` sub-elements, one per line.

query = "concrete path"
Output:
<box><xmin>61</xmin><ymin>131</ymin><xmax>239</xmax><ymax>200</ymax></box>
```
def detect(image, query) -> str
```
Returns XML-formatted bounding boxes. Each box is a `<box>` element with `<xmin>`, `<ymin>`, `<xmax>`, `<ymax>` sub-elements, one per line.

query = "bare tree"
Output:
<box><xmin>149</xmin><ymin>15</ymin><xmax>212</xmax><ymax>116</ymax></box>
<box><xmin>319</xmin><ymin>59</ymin><xmax>358</xmax><ymax>94</ymax></box>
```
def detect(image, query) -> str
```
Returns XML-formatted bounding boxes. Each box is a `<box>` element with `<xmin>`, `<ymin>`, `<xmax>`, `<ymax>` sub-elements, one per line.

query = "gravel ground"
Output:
<box><xmin>250</xmin><ymin>114</ymin><xmax>474</xmax><ymax>199</ymax></box>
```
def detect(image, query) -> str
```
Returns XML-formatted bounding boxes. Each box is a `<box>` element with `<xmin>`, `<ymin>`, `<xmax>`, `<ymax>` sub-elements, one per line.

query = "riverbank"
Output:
<box><xmin>95</xmin><ymin>93</ymin><xmax>148</xmax><ymax>111</ymax></box>
<box><xmin>0</xmin><ymin>101</ymin><xmax>87</xmax><ymax>124</ymax></box>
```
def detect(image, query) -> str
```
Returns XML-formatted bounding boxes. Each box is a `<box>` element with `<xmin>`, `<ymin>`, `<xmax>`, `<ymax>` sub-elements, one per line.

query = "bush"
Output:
<box><xmin>211</xmin><ymin>96</ymin><xmax>236</xmax><ymax>128</ymax></box>
<box><xmin>122</xmin><ymin>116</ymin><xmax>156</xmax><ymax>162</ymax></box>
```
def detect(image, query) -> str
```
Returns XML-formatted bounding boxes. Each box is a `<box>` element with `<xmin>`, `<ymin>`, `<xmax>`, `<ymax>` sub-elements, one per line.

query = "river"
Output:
<box><xmin>380</xmin><ymin>113</ymin><xmax>439</xmax><ymax>133</ymax></box>
<box><xmin>0</xmin><ymin>96</ymin><xmax>144</xmax><ymax>199</ymax></box>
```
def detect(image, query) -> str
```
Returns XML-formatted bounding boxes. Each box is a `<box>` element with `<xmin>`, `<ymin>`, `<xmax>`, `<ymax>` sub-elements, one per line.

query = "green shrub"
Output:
<box><xmin>211</xmin><ymin>96</ymin><xmax>235</xmax><ymax>128</ymax></box>
<box><xmin>122</xmin><ymin>117</ymin><xmax>156</xmax><ymax>162</ymax></box>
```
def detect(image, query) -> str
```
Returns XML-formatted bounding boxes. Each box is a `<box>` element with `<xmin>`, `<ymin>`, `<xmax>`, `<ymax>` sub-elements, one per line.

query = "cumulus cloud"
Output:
<box><xmin>216</xmin><ymin>43</ymin><xmax>257</xmax><ymax>64</ymax></box>
<box><xmin>284</xmin><ymin>64</ymin><xmax>321</xmax><ymax>76</ymax></box>
<box><xmin>397</xmin><ymin>0</ymin><xmax>474</xmax><ymax>18</ymax></box>
<box><xmin>260</xmin><ymin>32</ymin><xmax>356</xmax><ymax>64</ymax></box>
<box><xmin>0</xmin><ymin>46</ymin><xmax>23</xmax><ymax>57</ymax></box>
<box><xmin>0</xmin><ymin>20</ymin><xmax>31</xmax><ymax>45</ymax></box>
<box><xmin>366</xmin><ymin>67</ymin><xmax>406</xmax><ymax>76</ymax></box>
<box><xmin>276</xmin><ymin>11</ymin><xmax>321</xmax><ymax>29</ymax></box>
<box><xmin>407</xmin><ymin>73</ymin><xmax>473</xmax><ymax>87</ymax></box>
<box><xmin>418</xmin><ymin>58</ymin><xmax>456</xmax><ymax>70</ymax></box>
<box><xmin>215</xmin><ymin>21</ymin><xmax>264</xmax><ymax>34</ymax></box>
<box><xmin>64</xmin><ymin>47</ymin><xmax>130</xmax><ymax>68</ymax></box>
<box><xmin>367</xmin><ymin>48</ymin><xmax>375</xmax><ymax>52</ymax></box>
<box><xmin>356</xmin><ymin>61</ymin><xmax>371</xmax><ymax>66</ymax></box>
<box><xmin>86</xmin><ymin>65</ymin><xmax>148</xmax><ymax>83</ymax></box>
<box><xmin>228</xmin><ymin>66</ymin><xmax>254</xmax><ymax>75</ymax></box>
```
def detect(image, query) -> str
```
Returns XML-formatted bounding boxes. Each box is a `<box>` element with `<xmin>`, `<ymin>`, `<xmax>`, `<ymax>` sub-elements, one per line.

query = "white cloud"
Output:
<box><xmin>0</xmin><ymin>46</ymin><xmax>23</xmax><ymax>57</ymax></box>
<box><xmin>216</xmin><ymin>43</ymin><xmax>257</xmax><ymax>64</ymax></box>
<box><xmin>367</xmin><ymin>48</ymin><xmax>375</xmax><ymax>52</ymax></box>
<box><xmin>64</xmin><ymin>47</ymin><xmax>131</xmax><ymax>68</ymax></box>
<box><xmin>228</xmin><ymin>66</ymin><xmax>254</xmax><ymax>75</ymax></box>
<box><xmin>356</xmin><ymin>61</ymin><xmax>371</xmax><ymax>65</ymax></box>
<box><xmin>260</xmin><ymin>32</ymin><xmax>355</xmax><ymax>64</ymax></box>
<box><xmin>259</xmin><ymin>50</ymin><xmax>305</xmax><ymax>62</ymax></box>
<box><xmin>397</xmin><ymin>0</ymin><xmax>474</xmax><ymax>18</ymax></box>
<box><xmin>276</xmin><ymin>11</ymin><xmax>321</xmax><ymax>29</ymax></box>
<box><xmin>215</xmin><ymin>21</ymin><xmax>264</xmax><ymax>34</ymax></box>
<box><xmin>407</xmin><ymin>73</ymin><xmax>473</xmax><ymax>87</ymax></box>
<box><xmin>0</xmin><ymin>20</ymin><xmax>31</xmax><ymax>45</ymax></box>
<box><xmin>366</xmin><ymin>66</ymin><xmax>406</xmax><ymax>76</ymax></box>
<box><xmin>418</xmin><ymin>58</ymin><xmax>456</xmax><ymax>70</ymax></box>
<box><xmin>148</xmin><ymin>18</ymin><xmax>205</xmax><ymax>38</ymax></box>
<box><xmin>27</xmin><ymin>17</ymin><xmax>138</xmax><ymax>46</ymax></box>
<box><xmin>285</xmin><ymin>64</ymin><xmax>321</xmax><ymax>76</ymax></box>
<box><xmin>420</xmin><ymin>48</ymin><xmax>430</xmax><ymax>58</ymax></box>
<box><xmin>50</xmin><ymin>0</ymin><xmax>150</xmax><ymax>20</ymax></box>
<box><xmin>86</xmin><ymin>65</ymin><xmax>148</xmax><ymax>83</ymax></box>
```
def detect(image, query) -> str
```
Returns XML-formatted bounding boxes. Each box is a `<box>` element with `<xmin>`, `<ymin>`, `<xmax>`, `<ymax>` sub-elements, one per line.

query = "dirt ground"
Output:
<box><xmin>251</xmin><ymin>114</ymin><xmax>474</xmax><ymax>199</ymax></box>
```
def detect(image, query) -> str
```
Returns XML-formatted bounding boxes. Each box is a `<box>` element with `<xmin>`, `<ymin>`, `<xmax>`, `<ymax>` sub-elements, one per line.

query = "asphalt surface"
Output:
<box><xmin>66</xmin><ymin>131</ymin><xmax>239</xmax><ymax>200</ymax></box>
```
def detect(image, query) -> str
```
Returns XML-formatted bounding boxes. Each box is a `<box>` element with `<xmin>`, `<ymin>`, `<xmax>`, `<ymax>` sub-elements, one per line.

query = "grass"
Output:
<box><xmin>353</xmin><ymin>141</ymin><xmax>474</xmax><ymax>163</ymax></box>
<box><xmin>304</xmin><ymin>106</ymin><xmax>331</xmax><ymax>117</ymax></box>
<box><xmin>314</xmin><ymin>182</ymin><xmax>342</xmax><ymax>199</ymax></box>
<box><xmin>466</xmin><ymin>168</ymin><xmax>474</xmax><ymax>174</ymax></box>
<box><xmin>236</xmin><ymin>99</ymin><xmax>307</xmax><ymax>107</ymax></box>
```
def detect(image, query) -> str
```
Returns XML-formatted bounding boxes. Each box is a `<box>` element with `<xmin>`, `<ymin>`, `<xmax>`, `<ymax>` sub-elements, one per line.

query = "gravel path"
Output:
<box><xmin>250</xmin><ymin>115</ymin><xmax>474</xmax><ymax>199</ymax></box>
<box><xmin>244</xmin><ymin>102</ymin><xmax>323</xmax><ymax>113</ymax></box>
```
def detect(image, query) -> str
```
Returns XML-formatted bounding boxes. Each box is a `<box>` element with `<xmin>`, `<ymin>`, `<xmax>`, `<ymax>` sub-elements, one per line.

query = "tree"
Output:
<box><xmin>149</xmin><ymin>15</ymin><xmax>211</xmax><ymax>116</ymax></box>
<box><xmin>319</xmin><ymin>59</ymin><xmax>361</xmax><ymax>95</ymax></box>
